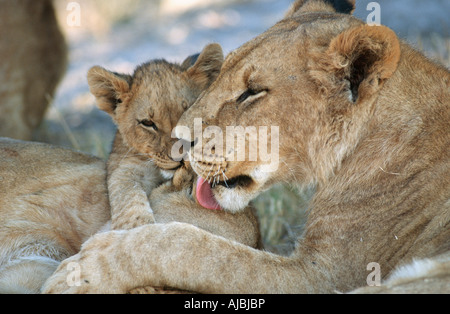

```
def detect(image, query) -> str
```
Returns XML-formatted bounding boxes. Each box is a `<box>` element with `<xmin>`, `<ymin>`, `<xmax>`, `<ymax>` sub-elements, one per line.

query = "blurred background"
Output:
<box><xmin>11</xmin><ymin>0</ymin><xmax>450</xmax><ymax>252</ymax></box>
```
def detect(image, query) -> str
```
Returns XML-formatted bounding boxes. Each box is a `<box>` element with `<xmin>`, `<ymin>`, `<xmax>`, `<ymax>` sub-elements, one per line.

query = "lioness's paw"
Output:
<box><xmin>42</xmin><ymin>231</ymin><xmax>126</xmax><ymax>294</ymax></box>
<box><xmin>41</xmin><ymin>254</ymin><xmax>92</xmax><ymax>294</ymax></box>
<box><xmin>112</xmin><ymin>210</ymin><xmax>155</xmax><ymax>230</ymax></box>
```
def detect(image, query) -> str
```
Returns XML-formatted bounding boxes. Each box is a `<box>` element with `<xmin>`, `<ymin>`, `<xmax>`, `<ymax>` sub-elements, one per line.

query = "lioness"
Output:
<box><xmin>88</xmin><ymin>44</ymin><xmax>225</xmax><ymax>230</ymax></box>
<box><xmin>43</xmin><ymin>0</ymin><xmax>449</xmax><ymax>293</ymax></box>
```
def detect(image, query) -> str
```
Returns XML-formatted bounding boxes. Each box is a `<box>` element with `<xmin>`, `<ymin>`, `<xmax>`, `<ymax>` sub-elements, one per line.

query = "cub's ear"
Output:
<box><xmin>186</xmin><ymin>43</ymin><xmax>224</xmax><ymax>89</ymax></box>
<box><xmin>315</xmin><ymin>25</ymin><xmax>401</xmax><ymax>105</ymax></box>
<box><xmin>285</xmin><ymin>0</ymin><xmax>355</xmax><ymax>18</ymax></box>
<box><xmin>181</xmin><ymin>53</ymin><xmax>200</xmax><ymax>71</ymax></box>
<box><xmin>87</xmin><ymin>66</ymin><xmax>132</xmax><ymax>116</ymax></box>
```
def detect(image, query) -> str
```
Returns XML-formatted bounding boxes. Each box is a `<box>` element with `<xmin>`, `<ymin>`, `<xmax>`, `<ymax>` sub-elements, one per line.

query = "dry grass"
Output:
<box><xmin>253</xmin><ymin>184</ymin><xmax>314</xmax><ymax>254</ymax></box>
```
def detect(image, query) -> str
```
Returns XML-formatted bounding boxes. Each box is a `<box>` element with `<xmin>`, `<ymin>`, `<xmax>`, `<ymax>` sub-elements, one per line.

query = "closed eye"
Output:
<box><xmin>237</xmin><ymin>89</ymin><xmax>259</xmax><ymax>103</ymax></box>
<box><xmin>236</xmin><ymin>88</ymin><xmax>268</xmax><ymax>105</ymax></box>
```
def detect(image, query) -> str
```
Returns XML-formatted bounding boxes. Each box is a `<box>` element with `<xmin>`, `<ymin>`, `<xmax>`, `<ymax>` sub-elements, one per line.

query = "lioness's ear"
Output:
<box><xmin>322</xmin><ymin>25</ymin><xmax>401</xmax><ymax>104</ymax></box>
<box><xmin>87</xmin><ymin>66</ymin><xmax>131</xmax><ymax>116</ymax></box>
<box><xmin>285</xmin><ymin>0</ymin><xmax>355</xmax><ymax>18</ymax></box>
<box><xmin>186</xmin><ymin>43</ymin><xmax>224</xmax><ymax>89</ymax></box>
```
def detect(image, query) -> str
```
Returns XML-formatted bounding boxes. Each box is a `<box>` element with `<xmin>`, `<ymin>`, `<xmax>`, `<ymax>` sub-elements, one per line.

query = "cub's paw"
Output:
<box><xmin>172</xmin><ymin>164</ymin><xmax>194</xmax><ymax>191</ymax></box>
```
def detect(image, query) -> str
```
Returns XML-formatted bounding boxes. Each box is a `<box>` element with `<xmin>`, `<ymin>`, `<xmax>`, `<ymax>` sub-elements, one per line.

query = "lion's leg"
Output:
<box><xmin>0</xmin><ymin>256</ymin><xmax>60</xmax><ymax>294</ymax></box>
<box><xmin>108</xmin><ymin>162</ymin><xmax>159</xmax><ymax>230</ymax></box>
<box><xmin>43</xmin><ymin>223</ymin><xmax>328</xmax><ymax>294</ymax></box>
<box><xmin>117</xmin><ymin>224</ymin><xmax>326</xmax><ymax>293</ymax></box>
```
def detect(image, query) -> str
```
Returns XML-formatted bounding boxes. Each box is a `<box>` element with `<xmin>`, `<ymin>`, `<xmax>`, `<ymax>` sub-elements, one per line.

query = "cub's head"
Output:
<box><xmin>177</xmin><ymin>0</ymin><xmax>401</xmax><ymax>212</ymax></box>
<box><xmin>88</xmin><ymin>44</ymin><xmax>224</xmax><ymax>173</ymax></box>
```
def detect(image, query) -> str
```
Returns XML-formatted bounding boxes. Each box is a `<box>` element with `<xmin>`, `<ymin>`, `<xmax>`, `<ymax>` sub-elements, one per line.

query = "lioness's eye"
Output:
<box><xmin>237</xmin><ymin>89</ymin><xmax>258</xmax><ymax>103</ymax></box>
<box><xmin>237</xmin><ymin>84</ymin><xmax>268</xmax><ymax>104</ymax></box>
<box><xmin>139</xmin><ymin>119</ymin><xmax>158</xmax><ymax>131</ymax></box>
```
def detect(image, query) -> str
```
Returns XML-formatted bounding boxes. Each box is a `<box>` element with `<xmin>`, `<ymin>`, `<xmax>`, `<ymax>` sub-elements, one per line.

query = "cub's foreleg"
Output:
<box><xmin>108</xmin><ymin>155</ymin><xmax>163</xmax><ymax>230</ymax></box>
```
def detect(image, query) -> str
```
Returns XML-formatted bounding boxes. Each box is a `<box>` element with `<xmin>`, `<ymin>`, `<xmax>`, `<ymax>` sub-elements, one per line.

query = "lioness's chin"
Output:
<box><xmin>192</xmin><ymin>159</ymin><xmax>274</xmax><ymax>212</ymax></box>
<box><xmin>212</xmin><ymin>186</ymin><xmax>256</xmax><ymax>213</ymax></box>
<box><xmin>212</xmin><ymin>173</ymin><xmax>269</xmax><ymax>213</ymax></box>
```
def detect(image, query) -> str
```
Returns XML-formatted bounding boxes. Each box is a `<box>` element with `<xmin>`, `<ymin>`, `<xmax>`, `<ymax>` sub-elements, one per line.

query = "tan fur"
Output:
<box><xmin>88</xmin><ymin>44</ymin><xmax>224</xmax><ymax>230</ymax></box>
<box><xmin>0</xmin><ymin>137</ymin><xmax>261</xmax><ymax>294</ymax></box>
<box><xmin>351</xmin><ymin>252</ymin><xmax>450</xmax><ymax>294</ymax></box>
<box><xmin>0</xmin><ymin>138</ymin><xmax>110</xmax><ymax>293</ymax></box>
<box><xmin>0</xmin><ymin>47</ymin><xmax>261</xmax><ymax>293</ymax></box>
<box><xmin>0</xmin><ymin>0</ymin><xmax>67</xmax><ymax>140</ymax></box>
<box><xmin>43</xmin><ymin>0</ymin><xmax>449</xmax><ymax>294</ymax></box>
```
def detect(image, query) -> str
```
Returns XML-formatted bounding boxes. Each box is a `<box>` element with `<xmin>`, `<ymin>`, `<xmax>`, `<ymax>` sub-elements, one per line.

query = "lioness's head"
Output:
<box><xmin>177</xmin><ymin>0</ymin><xmax>402</xmax><ymax>212</ymax></box>
<box><xmin>88</xmin><ymin>44</ymin><xmax>223</xmax><ymax>172</ymax></box>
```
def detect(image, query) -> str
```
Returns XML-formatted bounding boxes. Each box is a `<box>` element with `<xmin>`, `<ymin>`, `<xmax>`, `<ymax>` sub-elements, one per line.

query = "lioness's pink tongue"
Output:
<box><xmin>196</xmin><ymin>177</ymin><xmax>222</xmax><ymax>210</ymax></box>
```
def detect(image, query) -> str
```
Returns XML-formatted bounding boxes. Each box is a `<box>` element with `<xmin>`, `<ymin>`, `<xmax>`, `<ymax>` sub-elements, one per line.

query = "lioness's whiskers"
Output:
<box><xmin>213</xmin><ymin>165</ymin><xmax>221</xmax><ymax>178</ymax></box>
<box><xmin>222</xmin><ymin>171</ymin><xmax>229</xmax><ymax>181</ymax></box>
<box><xmin>221</xmin><ymin>170</ymin><xmax>229</xmax><ymax>188</ymax></box>
<box><xmin>214</xmin><ymin>175</ymin><xmax>220</xmax><ymax>187</ymax></box>
<box><xmin>205</xmin><ymin>163</ymin><xmax>216</xmax><ymax>184</ymax></box>
<box><xmin>210</xmin><ymin>165</ymin><xmax>222</xmax><ymax>188</ymax></box>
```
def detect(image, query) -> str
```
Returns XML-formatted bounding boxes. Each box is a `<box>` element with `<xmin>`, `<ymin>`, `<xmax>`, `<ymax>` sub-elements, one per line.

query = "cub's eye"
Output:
<box><xmin>138</xmin><ymin>119</ymin><xmax>158</xmax><ymax>131</ymax></box>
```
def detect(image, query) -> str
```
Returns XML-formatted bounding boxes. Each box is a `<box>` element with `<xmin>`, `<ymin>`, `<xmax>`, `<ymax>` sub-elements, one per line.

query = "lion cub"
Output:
<box><xmin>88</xmin><ymin>44</ymin><xmax>224</xmax><ymax>230</ymax></box>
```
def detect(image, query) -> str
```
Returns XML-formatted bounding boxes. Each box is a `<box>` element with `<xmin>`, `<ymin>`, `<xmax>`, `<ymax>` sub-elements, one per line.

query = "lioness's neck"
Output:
<box><xmin>328</xmin><ymin>43</ymin><xmax>449</xmax><ymax>190</ymax></box>
<box><xmin>303</xmin><ymin>44</ymin><xmax>449</xmax><ymax>274</ymax></box>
